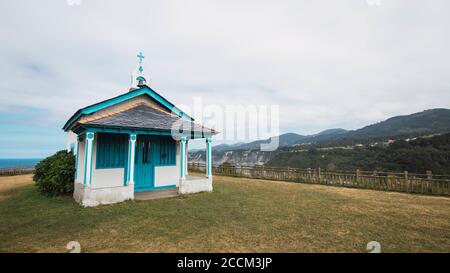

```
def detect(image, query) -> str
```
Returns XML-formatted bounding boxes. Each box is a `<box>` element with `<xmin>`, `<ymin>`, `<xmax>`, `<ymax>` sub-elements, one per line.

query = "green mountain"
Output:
<box><xmin>335</xmin><ymin>109</ymin><xmax>450</xmax><ymax>140</ymax></box>
<box><xmin>190</xmin><ymin>108</ymin><xmax>450</xmax><ymax>170</ymax></box>
<box><xmin>266</xmin><ymin>133</ymin><xmax>450</xmax><ymax>174</ymax></box>
<box><xmin>214</xmin><ymin>133</ymin><xmax>307</xmax><ymax>152</ymax></box>
<box><xmin>212</xmin><ymin>109</ymin><xmax>450</xmax><ymax>151</ymax></box>
<box><xmin>314</xmin><ymin>128</ymin><xmax>348</xmax><ymax>136</ymax></box>
<box><xmin>265</xmin><ymin>109</ymin><xmax>450</xmax><ymax>173</ymax></box>
<box><xmin>284</xmin><ymin>109</ymin><xmax>450</xmax><ymax>147</ymax></box>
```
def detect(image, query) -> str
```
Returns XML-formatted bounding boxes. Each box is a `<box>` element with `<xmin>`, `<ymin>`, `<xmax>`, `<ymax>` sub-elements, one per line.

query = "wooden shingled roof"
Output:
<box><xmin>80</xmin><ymin>103</ymin><xmax>217</xmax><ymax>135</ymax></box>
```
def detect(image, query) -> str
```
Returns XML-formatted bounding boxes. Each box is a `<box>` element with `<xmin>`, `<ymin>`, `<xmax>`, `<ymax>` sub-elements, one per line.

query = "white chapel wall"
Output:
<box><xmin>76</xmin><ymin>133</ymin><xmax>181</xmax><ymax>189</ymax></box>
<box><xmin>66</xmin><ymin>131</ymin><xmax>78</xmax><ymax>154</ymax></box>
<box><xmin>90</xmin><ymin>136</ymin><xmax>125</xmax><ymax>189</ymax></box>
<box><xmin>154</xmin><ymin>141</ymin><xmax>181</xmax><ymax>187</ymax></box>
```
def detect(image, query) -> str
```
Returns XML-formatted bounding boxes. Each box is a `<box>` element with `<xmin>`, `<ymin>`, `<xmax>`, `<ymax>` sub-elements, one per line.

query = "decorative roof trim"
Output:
<box><xmin>63</xmin><ymin>86</ymin><xmax>193</xmax><ymax>131</ymax></box>
<box><xmin>82</xmin><ymin>104</ymin><xmax>218</xmax><ymax>135</ymax></box>
<box><xmin>72</xmin><ymin>124</ymin><xmax>216</xmax><ymax>138</ymax></box>
<box><xmin>79</xmin><ymin>101</ymin><xmax>180</xmax><ymax>125</ymax></box>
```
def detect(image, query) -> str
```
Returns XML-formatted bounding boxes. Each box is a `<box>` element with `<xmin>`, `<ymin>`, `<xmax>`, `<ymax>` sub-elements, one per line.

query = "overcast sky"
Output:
<box><xmin>1</xmin><ymin>0</ymin><xmax>450</xmax><ymax>158</ymax></box>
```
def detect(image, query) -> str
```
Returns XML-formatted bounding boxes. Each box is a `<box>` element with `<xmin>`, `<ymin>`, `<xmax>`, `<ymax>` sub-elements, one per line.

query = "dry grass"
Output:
<box><xmin>0</xmin><ymin>174</ymin><xmax>449</xmax><ymax>253</ymax></box>
<box><xmin>0</xmin><ymin>174</ymin><xmax>33</xmax><ymax>201</ymax></box>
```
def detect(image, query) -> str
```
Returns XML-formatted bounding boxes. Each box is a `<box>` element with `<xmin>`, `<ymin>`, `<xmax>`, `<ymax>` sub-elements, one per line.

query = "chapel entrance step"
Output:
<box><xmin>134</xmin><ymin>187</ymin><xmax>179</xmax><ymax>201</ymax></box>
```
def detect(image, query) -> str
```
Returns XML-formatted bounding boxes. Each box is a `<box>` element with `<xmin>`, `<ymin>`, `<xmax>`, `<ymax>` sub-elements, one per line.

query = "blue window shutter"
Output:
<box><xmin>96</xmin><ymin>133</ymin><xmax>128</xmax><ymax>169</ymax></box>
<box><xmin>154</xmin><ymin>138</ymin><xmax>176</xmax><ymax>166</ymax></box>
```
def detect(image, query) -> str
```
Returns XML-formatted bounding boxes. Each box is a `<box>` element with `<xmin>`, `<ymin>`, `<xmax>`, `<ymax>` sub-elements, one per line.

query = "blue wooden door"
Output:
<box><xmin>134</xmin><ymin>137</ymin><xmax>155</xmax><ymax>192</ymax></box>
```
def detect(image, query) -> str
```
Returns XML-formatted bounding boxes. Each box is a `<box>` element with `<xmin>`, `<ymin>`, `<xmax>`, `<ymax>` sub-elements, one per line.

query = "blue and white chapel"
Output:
<box><xmin>64</xmin><ymin>52</ymin><xmax>217</xmax><ymax>206</ymax></box>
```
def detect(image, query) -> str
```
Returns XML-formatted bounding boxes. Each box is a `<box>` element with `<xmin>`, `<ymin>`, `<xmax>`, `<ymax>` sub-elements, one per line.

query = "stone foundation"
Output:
<box><xmin>179</xmin><ymin>176</ymin><xmax>213</xmax><ymax>194</ymax></box>
<box><xmin>73</xmin><ymin>176</ymin><xmax>212</xmax><ymax>206</ymax></box>
<box><xmin>73</xmin><ymin>182</ymin><xmax>134</xmax><ymax>207</ymax></box>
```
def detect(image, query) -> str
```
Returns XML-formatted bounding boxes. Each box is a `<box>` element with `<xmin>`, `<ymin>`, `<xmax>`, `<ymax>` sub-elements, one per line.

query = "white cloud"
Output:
<box><xmin>0</xmin><ymin>0</ymin><xmax>449</xmax><ymax>154</ymax></box>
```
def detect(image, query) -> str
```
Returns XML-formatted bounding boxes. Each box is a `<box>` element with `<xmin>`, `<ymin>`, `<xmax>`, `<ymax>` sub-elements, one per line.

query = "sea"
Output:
<box><xmin>0</xmin><ymin>158</ymin><xmax>42</xmax><ymax>170</ymax></box>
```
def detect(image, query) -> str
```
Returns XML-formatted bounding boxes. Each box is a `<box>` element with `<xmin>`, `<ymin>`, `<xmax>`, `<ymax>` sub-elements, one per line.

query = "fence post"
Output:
<box><xmin>404</xmin><ymin>171</ymin><xmax>408</xmax><ymax>193</ymax></box>
<box><xmin>372</xmin><ymin>170</ymin><xmax>377</xmax><ymax>190</ymax></box>
<box><xmin>197</xmin><ymin>165</ymin><xmax>449</xmax><ymax>197</ymax></box>
<box><xmin>426</xmin><ymin>171</ymin><xmax>434</xmax><ymax>194</ymax></box>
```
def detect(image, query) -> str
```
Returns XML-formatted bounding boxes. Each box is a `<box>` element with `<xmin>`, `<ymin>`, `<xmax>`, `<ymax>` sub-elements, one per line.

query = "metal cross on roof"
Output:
<box><xmin>137</xmin><ymin>51</ymin><xmax>145</xmax><ymax>64</ymax></box>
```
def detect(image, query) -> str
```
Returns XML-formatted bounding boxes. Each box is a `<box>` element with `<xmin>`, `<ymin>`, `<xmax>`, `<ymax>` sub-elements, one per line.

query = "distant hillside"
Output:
<box><xmin>214</xmin><ymin>133</ymin><xmax>306</xmax><ymax>152</ymax></box>
<box><xmin>289</xmin><ymin>109</ymin><xmax>450</xmax><ymax>146</ymax></box>
<box><xmin>314</xmin><ymin>128</ymin><xmax>349</xmax><ymax>136</ymax></box>
<box><xmin>213</xmin><ymin>130</ymin><xmax>351</xmax><ymax>152</ymax></box>
<box><xmin>189</xmin><ymin>108</ymin><xmax>450</xmax><ymax>167</ymax></box>
<box><xmin>266</xmin><ymin>133</ymin><xmax>450</xmax><ymax>174</ymax></box>
<box><xmin>292</xmin><ymin>128</ymin><xmax>349</xmax><ymax>145</ymax></box>
<box><xmin>342</xmin><ymin>109</ymin><xmax>450</xmax><ymax>140</ymax></box>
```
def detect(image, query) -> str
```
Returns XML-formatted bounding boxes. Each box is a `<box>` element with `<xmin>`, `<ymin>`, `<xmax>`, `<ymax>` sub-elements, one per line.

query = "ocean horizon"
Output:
<box><xmin>0</xmin><ymin>158</ymin><xmax>42</xmax><ymax>170</ymax></box>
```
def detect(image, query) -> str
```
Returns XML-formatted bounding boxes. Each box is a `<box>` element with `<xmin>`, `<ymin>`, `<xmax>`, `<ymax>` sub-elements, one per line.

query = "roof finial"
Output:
<box><xmin>131</xmin><ymin>51</ymin><xmax>149</xmax><ymax>89</ymax></box>
<box><xmin>137</xmin><ymin>51</ymin><xmax>145</xmax><ymax>73</ymax></box>
<box><xmin>137</xmin><ymin>51</ymin><xmax>145</xmax><ymax>64</ymax></box>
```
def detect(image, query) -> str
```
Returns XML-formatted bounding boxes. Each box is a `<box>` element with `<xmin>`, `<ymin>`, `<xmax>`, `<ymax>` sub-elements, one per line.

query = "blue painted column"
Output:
<box><xmin>127</xmin><ymin>134</ymin><xmax>137</xmax><ymax>185</ymax></box>
<box><xmin>206</xmin><ymin>137</ymin><xmax>212</xmax><ymax>178</ymax></box>
<box><xmin>180</xmin><ymin>137</ymin><xmax>187</xmax><ymax>180</ymax></box>
<box><xmin>185</xmin><ymin>139</ymin><xmax>189</xmax><ymax>176</ymax></box>
<box><xmin>83</xmin><ymin>132</ymin><xmax>95</xmax><ymax>185</ymax></box>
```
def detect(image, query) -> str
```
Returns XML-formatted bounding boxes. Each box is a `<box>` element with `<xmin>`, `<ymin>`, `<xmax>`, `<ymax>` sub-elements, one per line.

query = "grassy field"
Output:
<box><xmin>0</xmin><ymin>174</ymin><xmax>449</xmax><ymax>253</ymax></box>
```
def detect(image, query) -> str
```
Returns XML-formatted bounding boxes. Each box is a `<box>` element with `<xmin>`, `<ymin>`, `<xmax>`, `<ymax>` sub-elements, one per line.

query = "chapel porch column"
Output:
<box><xmin>180</xmin><ymin>137</ymin><xmax>187</xmax><ymax>180</ymax></box>
<box><xmin>83</xmin><ymin>132</ymin><xmax>95</xmax><ymax>185</ymax></box>
<box><xmin>185</xmin><ymin>139</ymin><xmax>189</xmax><ymax>176</ymax></box>
<box><xmin>127</xmin><ymin>134</ymin><xmax>137</xmax><ymax>185</ymax></box>
<box><xmin>206</xmin><ymin>137</ymin><xmax>212</xmax><ymax>178</ymax></box>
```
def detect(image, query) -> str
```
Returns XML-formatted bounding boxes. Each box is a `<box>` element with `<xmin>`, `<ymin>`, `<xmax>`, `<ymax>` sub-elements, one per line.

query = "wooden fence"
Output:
<box><xmin>0</xmin><ymin>168</ymin><xmax>34</xmax><ymax>177</ymax></box>
<box><xmin>188</xmin><ymin>162</ymin><xmax>450</xmax><ymax>197</ymax></box>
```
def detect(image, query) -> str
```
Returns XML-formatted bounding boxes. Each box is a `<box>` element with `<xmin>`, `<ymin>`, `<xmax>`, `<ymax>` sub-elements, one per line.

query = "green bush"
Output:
<box><xmin>33</xmin><ymin>150</ymin><xmax>76</xmax><ymax>195</ymax></box>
